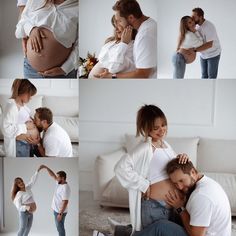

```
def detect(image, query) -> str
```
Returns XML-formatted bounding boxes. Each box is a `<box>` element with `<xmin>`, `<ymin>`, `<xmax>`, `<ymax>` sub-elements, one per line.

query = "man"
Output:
<box><xmin>34</xmin><ymin>107</ymin><xmax>73</xmax><ymax>157</ymax></box>
<box><xmin>100</xmin><ymin>0</ymin><xmax>157</xmax><ymax>79</ymax></box>
<box><xmin>192</xmin><ymin>8</ymin><xmax>221</xmax><ymax>79</ymax></box>
<box><xmin>165</xmin><ymin>158</ymin><xmax>231</xmax><ymax>236</ymax></box>
<box><xmin>40</xmin><ymin>165</ymin><xmax>71</xmax><ymax>236</ymax></box>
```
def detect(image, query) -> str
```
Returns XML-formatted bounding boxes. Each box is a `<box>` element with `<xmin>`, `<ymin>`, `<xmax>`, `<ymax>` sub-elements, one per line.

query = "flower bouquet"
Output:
<box><xmin>79</xmin><ymin>52</ymin><xmax>98</xmax><ymax>78</ymax></box>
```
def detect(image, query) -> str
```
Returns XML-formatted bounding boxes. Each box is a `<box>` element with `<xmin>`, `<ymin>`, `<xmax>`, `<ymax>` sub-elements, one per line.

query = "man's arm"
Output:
<box><xmin>39</xmin><ymin>165</ymin><xmax>57</xmax><ymax>180</ymax></box>
<box><xmin>195</xmin><ymin>41</ymin><xmax>213</xmax><ymax>52</ymax></box>
<box><xmin>37</xmin><ymin>143</ymin><xmax>46</xmax><ymax>157</ymax></box>
<box><xmin>57</xmin><ymin>200</ymin><xmax>69</xmax><ymax>222</ymax></box>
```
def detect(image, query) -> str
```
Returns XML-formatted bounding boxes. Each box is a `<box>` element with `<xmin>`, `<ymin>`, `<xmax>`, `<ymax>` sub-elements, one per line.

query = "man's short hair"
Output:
<box><xmin>192</xmin><ymin>7</ymin><xmax>204</xmax><ymax>18</ymax></box>
<box><xmin>166</xmin><ymin>158</ymin><xmax>197</xmax><ymax>176</ymax></box>
<box><xmin>35</xmin><ymin>107</ymin><xmax>53</xmax><ymax>124</ymax></box>
<box><xmin>112</xmin><ymin>0</ymin><xmax>143</xmax><ymax>19</ymax></box>
<box><xmin>57</xmin><ymin>171</ymin><xmax>67</xmax><ymax>180</ymax></box>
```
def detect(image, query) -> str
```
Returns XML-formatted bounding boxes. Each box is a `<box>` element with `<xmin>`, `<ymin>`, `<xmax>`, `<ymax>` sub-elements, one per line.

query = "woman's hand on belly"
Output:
<box><xmin>38</xmin><ymin>66</ymin><xmax>65</xmax><ymax>77</ymax></box>
<box><xmin>29</xmin><ymin>27</ymin><xmax>46</xmax><ymax>53</ymax></box>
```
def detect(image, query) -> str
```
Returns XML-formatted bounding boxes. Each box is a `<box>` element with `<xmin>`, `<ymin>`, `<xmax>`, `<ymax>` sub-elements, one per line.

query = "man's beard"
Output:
<box><xmin>37</xmin><ymin>127</ymin><xmax>43</xmax><ymax>133</ymax></box>
<box><xmin>58</xmin><ymin>180</ymin><xmax>62</xmax><ymax>184</ymax></box>
<box><xmin>185</xmin><ymin>178</ymin><xmax>197</xmax><ymax>200</ymax></box>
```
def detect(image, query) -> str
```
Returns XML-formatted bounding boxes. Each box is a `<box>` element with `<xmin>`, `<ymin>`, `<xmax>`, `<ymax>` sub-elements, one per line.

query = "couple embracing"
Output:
<box><xmin>89</xmin><ymin>0</ymin><xmax>157</xmax><ymax>79</ymax></box>
<box><xmin>173</xmin><ymin>7</ymin><xmax>221</xmax><ymax>79</ymax></box>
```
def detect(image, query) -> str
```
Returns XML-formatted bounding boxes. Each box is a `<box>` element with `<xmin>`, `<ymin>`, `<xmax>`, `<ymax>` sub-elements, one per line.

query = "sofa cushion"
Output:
<box><xmin>204</xmin><ymin>172</ymin><xmax>236</xmax><ymax>216</ymax></box>
<box><xmin>101</xmin><ymin>176</ymin><xmax>129</xmax><ymax>208</ymax></box>
<box><xmin>93</xmin><ymin>148</ymin><xmax>126</xmax><ymax>201</ymax></box>
<box><xmin>43</xmin><ymin>96</ymin><xmax>78</xmax><ymax>117</ymax></box>
<box><xmin>124</xmin><ymin>134</ymin><xmax>199</xmax><ymax>166</ymax></box>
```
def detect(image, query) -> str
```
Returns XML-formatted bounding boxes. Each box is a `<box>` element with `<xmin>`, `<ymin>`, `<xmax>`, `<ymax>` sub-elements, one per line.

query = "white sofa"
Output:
<box><xmin>94</xmin><ymin>135</ymin><xmax>236</xmax><ymax>218</ymax></box>
<box><xmin>0</xmin><ymin>95</ymin><xmax>79</xmax><ymax>157</ymax></box>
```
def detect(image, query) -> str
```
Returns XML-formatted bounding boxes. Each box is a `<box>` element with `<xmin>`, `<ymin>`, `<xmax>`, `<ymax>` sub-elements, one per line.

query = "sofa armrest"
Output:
<box><xmin>93</xmin><ymin>148</ymin><xmax>126</xmax><ymax>201</ymax></box>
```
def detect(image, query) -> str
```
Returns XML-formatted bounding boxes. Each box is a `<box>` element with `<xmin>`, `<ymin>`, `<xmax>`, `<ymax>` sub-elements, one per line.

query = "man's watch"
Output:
<box><xmin>112</xmin><ymin>73</ymin><xmax>117</xmax><ymax>79</ymax></box>
<box><xmin>176</xmin><ymin>206</ymin><xmax>185</xmax><ymax>214</ymax></box>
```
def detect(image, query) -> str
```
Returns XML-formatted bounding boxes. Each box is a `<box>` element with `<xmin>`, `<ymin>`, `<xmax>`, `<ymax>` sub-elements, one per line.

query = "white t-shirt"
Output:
<box><xmin>181</xmin><ymin>31</ymin><xmax>203</xmax><ymax>49</ymax></box>
<box><xmin>52</xmin><ymin>182</ymin><xmax>71</xmax><ymax>213</ymax></box>
<box><xmin>98</xmin><ymin>40</ymin><xmax>135</xmax><ymax>74</ymax></box>
<box><xmin>148</xmin><ymin>141</ymin><xmax>176</xmax><ymax>184</ymax></box>
<box><xmin>196</xmin><ymin>20</ymin><xmax>221</xmax><ymax>59</ymax></box>
<box><xmin>17</xmin><ymin>0</ymin><xmax>27</xmax><ymax>6</ymax></box>
<box><xmin>17</xmin><ymin>105</ymin><xmax>31</xmax><ymax>124</ymax></box>
<box><xmin>186</xmin><ymin>176</ymin><xmax>231</xmax><ymax>236</ymax></box>
<box><xmin>43</xmin><ymin>122</ymin><xmax>73</xmax><ymax>157</ymax></box>
<box><xmin>133</xmin><ymin>18</ymin><xmax>157</xmax><ymax>78</ymax></box>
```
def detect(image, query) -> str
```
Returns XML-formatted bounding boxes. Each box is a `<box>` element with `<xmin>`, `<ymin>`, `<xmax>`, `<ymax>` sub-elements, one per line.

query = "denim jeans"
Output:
<box><xmin>54</xmin><ymin>211</ymin><xmax>67</xmax><ymax>236</ymax></box>
<box><xmin>24</xmin><ymin>57</ymin><xmax>77</xmax><ymax>78</ymax></box>
<box><xmin>141</xmin><ymin>199</ymin><xmax>179</xmax><ymax>228</ymax></box>
<box><xmin>133</xmin><ymin>219</ymin><xmax>188</xmax><ymax>236</ymax></box>
<box><xmin>17</xmin><ymin>211</ymin><xmax>33</xmax><ymax>236</ymax></box>
<box><xmin>172</xmin><ymin>52</ymin><xmax>186</xmax><ymax>79</ymax></box>
<box><xmin>16</xmin><ymin>141</ymin><xmax>31</xmax><ymax>157</ymax></box>
<box><xmin>200</xmin><ymin>54</ymin><xmax>220</xmax><ymax>79</ymax></box>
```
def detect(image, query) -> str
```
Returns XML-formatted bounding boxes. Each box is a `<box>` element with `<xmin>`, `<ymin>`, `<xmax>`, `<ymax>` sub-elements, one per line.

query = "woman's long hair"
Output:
<box><xmin>177</xmin><ymin>16</ymin><xmax>192</xmax><ymax>50</ymax></box>
<box><xmin>11</xmin><ymin>79</ymin><xmax>37</xmax><ymax>99</ymax></box>
<box><xmin>11</xmin><ymin>177</ymin><xmax>23</xmax><ymax>201</ymax></box>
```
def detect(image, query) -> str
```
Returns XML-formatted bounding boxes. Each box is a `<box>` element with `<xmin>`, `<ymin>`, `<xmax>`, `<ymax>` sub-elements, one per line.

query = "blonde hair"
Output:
<box><xmin>136</xmin><ymin>104</ymin><xmax>167</xmax><ymax>140</ymax></box>
<box><xmin>11</xmin><ymin>177</ymin><xmax>23</xmax><ymax>201</ymax></box>
<box><xmin>177</xmin><ymin>16</ymin><xmax>192</xmax><ymax>50</ymax></box>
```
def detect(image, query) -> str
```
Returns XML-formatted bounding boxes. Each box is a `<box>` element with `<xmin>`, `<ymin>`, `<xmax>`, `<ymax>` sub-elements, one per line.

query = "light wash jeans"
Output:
<box><xmin>24</xmin><ymin>57</ymin><xmax>77</xmax><ymax>78</ymax></box>
<box><xmin>54</xmin><ymin>211</ymin><xmax>67</xmax><ymax>236</ymax></box>
<box><xmin>133</xmin><ymin>219</ymin><xmax>188</xmax><ymax>236</ymax></box>
<box><xmin>141</xmin><ymin>199</ymin><xmax>181</xmax><ymax>228</ymax></box>
<box><xmin>16</xmin><ymin>141</ymin><xmax>31</xmax><ymax>157</ymax></box>
<box><xmin>172</xmin><ymin>53</ymin><xmax>186</xmax><ymax>79</ymax></box>
<box><xmin>200</xmin><ymin>54</ymin><xmax>220</xmax><ymax>79</ymax></box>
<box><xmin>17</xmin><ymin>211</ymin><xmax>33</xmax><ymax>236</ymax></box>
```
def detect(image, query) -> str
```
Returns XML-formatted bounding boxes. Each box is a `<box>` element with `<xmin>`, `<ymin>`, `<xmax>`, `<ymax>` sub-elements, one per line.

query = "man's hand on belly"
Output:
<box><xmin>29</xmin><ymin>27</ymin><xmax>45</xmax><ymax>53</ymax></box>
<box><xmin>38</xmin><ymin>67</ymin><xmax>66</xmax><ymax>77</ymax></box>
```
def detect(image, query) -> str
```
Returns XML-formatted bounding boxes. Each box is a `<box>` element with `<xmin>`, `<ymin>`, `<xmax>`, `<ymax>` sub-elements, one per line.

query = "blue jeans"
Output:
<box><xmin>133</xmin><ymin>219</ymin><xmax>188</xmax><ymax>236</ymax></box>
<box><xmin>54</xmin><ymin>211</ymin><xmax>67</xmax><ymax>236</ymax></box>
<box><xmin>16</xmin><ymin>141</ymin><xmax>31</xmax><ymax>157</ymax></box>
<box><xmin>24</xmin><ymin>57</ymin><xmax>77</xmax><ymax>78</ymax></box>
<box><xmin>17</xmin><ymin>211</ymin><xmax>33</xmax><ymax>236</ymax></box>
<box><xmin>172</xmin><ymin>53</ymin><xmax>186</xmax><ymax>79</ymax></box>
<box><xmin>200</xmin><ymin>54</ymin><xmax>220</xmax><ymax>79</ymax></box>
<box><xmin>141</xmin><ymin>199</ymin><xmax>180</xmax><ymax>228</ymax></box>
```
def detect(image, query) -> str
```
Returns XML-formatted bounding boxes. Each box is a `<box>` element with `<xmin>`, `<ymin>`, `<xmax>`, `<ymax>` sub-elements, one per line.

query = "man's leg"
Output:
<box><xmin>54</xmin><ymin>211</ymin><xmax>67</xmax><ymax>236</ymax></box>
<box><xmin>172</xmin><ymin>53</ymin><xmax>186</xmax><ymax>79</ymax></box>
<box><xmin>133</xmin><ymin>220</ymin><xmax>188</xmax><ymax>236</ymax></box>
<box><xmin>200</xmin><ymin>57</ymin><xmax>208</xmax><ymax>78</ymax></box>
<box><xmin>208</xmin><ymin>54</ymin><xmax>221</xmax><ymax>79</ymax></box>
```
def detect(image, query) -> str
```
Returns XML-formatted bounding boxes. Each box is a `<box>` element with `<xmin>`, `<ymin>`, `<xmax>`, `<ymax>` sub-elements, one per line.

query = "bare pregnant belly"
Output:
<box><xmin>26</xmin><ymin>202</ymin><xmax>37</xmax><ymax>212</ymax></box>
<box><xmin>26</xmin><ymin>28</ymin><xmax>72</xmax><ymax>72</ymax></box>
<box><xmin>149</xmin><ymin>179</ymin><xmax>180</xmax><ymax>203</ymax></box>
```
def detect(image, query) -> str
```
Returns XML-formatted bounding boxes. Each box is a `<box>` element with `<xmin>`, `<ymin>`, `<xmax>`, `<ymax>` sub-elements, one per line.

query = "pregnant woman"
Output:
<box><xmin>15</xmin><ymin>0</ymin><xmax>78</xmax><ymax>78</ymax></box>
<box><xmin>114</xmin><ymin>105</ymin><xmax>189</xmax><ymax>235</ymax></box>
<box><xmin>88</xmin><ymin>15</ymin><xmax>136</xmax><ymax>79</ymax></box>
<box><xmin>2</xmin><ymin>79</ymin><xmax>38</xmax><ymax>157</ymax></box>
<box><xmin>11</xmin><ymin>166</ymin><xmax>43</xmax><ymax>236</ymax></box>
<box><xmin>172</xmin><ymin>16</ymin><xmax>203</xmax><ymax>79</ymax></box>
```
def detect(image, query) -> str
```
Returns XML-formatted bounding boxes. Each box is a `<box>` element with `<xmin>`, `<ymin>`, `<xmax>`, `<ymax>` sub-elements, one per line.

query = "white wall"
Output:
<box><xmin>0</xmin><ymin>1</ymin><xmax>24</xmax><ymax>77</ymax></box>
<box><xmin>79</xmin><ymin>80</ymin><xmax>236</xmax><ymax>190</ymax></box>
<box><xmin>79</xmin><ymin>0</ymin><xmax>157</xmax><ymax>58</ymax></box>
<box><xmin>2</xmin><ymin>158</ymin><xmax>78</xmax><ymax>236</ymax></box>
<box><xmin>157</xmin><ymin>0</ymin><xmax>236</xmax><ymax>78</ymax></box>
<box><xmin>0</xmin><ymin>79</ymin><xmax>79</xmax><ymax>97</ymax></box>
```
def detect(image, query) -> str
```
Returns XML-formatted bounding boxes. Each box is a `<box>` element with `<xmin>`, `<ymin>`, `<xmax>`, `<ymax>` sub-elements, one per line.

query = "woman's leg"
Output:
<box><xmin>24</xmin><ymin>57</ymin><xmax>44</xmax><ymax>79</ymax></box>
<box><xmin>23</xmin><ymin>212</ymin><xmax>33</xmax><ymax>236</ymax></box>
<box><xmin>17</xmin><ymin>212</ymin><xmax>28</xmax><ymax>236</ymax></box>
<box><xmin>172</xmin><ymin>53</ymin><xmax>186</xmax><ymax>79</ymax></box>
<box><xmin>141</xmin><ymin>199</ymin><xmax>170</xmax><ymax>229</ymax></box>
<box><xmin>16</xmin><ymin>141</ymin><xmax>31</xmax><ymax>157</ymax></box>
<box><xmin>133</xmin><ymin>220</ymin><xmax>188</xmax><ymax>236</ymax></box>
